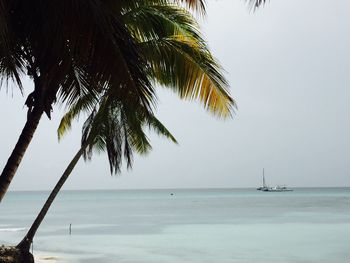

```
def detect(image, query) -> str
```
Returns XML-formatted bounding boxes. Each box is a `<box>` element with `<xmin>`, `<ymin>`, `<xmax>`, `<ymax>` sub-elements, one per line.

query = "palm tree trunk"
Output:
<box><xmin>16</xmin><ymin>143</ymin><xmax>88</xmax><ymax>252</ymax></box>
<box><xmin>0</xmin><ymin>107</ymin><xmax>43</xmax><ymax>202</ymax></box>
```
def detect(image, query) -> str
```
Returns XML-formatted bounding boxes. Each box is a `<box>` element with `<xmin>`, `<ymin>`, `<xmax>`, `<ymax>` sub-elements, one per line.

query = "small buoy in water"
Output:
<box><xmin>170</xmin><ymin>193</ymin><xmax>174</xmax><ymax>196</ymax></box>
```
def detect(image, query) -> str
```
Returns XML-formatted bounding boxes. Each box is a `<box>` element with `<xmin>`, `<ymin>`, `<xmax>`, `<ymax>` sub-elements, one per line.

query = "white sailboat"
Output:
<box><xmin>256</xmin><ymin>168</ymin><xmax>268</xmax><ymax>191</ymax></box>
<box><xmin>257</xmin><ymin>169</ymin><xmax>293</xmax><ymax>192</ymax></box>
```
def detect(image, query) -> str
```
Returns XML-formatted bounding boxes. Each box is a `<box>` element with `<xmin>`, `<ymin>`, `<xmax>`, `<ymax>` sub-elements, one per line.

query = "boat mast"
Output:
<box><xmin>263</xmin><ymin>168</ymin><xmax>266</xmax><ymax>187</ymax></box>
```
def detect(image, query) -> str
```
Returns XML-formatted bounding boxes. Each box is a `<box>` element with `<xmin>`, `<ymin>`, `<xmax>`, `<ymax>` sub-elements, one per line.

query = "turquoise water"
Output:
<box><xmin>1</xmin><ymin>188</ymin><xmax>350</xmax><ymax>262</ymax></box>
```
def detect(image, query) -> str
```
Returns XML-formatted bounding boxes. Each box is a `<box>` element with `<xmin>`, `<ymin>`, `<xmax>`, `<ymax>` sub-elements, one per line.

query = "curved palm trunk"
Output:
<box><xmin>0</xmin><ymin>107</ymin><xmax>43</xmax><ymax>202</ymax></box>
<box><xmin>17</xmin><ymin>143</ymin><xmax>88</xmax><ymax>252</ymax></box>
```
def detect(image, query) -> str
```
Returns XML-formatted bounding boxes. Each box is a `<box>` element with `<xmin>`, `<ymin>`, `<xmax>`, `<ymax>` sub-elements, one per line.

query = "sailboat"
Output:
<box><xmin>257</xmin><ymin>169</ymin><xmax>293</xmax><ymax>192</ymax></box>
<box><xmin>256</xmin><ymin>168</ymin><xmax>268</xmax><ymax>191</ymax></box>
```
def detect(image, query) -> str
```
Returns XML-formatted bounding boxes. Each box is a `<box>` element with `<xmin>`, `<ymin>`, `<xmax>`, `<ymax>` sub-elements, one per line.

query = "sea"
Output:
<box><xmin>1</xmin><ymin>188</ymin><xmax>350</xmax><ymax>263</ymax></box>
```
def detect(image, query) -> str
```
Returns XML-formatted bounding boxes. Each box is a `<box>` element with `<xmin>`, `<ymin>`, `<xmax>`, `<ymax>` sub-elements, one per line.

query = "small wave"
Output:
<box><xmin>0</xmin><ymin>227</ymin><xmax>26</xmax><ymax>232</ymax></box>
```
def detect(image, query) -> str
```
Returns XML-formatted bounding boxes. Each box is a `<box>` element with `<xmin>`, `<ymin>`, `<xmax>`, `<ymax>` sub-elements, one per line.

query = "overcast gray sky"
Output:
<box><xmin>1</xmin><ymin>0</ymin><xmax>350</xmax><ymax>191</ymax></box>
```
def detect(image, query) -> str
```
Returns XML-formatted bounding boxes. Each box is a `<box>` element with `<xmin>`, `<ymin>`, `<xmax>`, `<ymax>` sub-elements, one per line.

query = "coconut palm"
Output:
<box><xmin>17</xmin><ymin>86</ymin><xmax>176</xmax><ymax>251</ymax></box>
<box><xmin>0</xmin><ymin>0</ymin><xmax>209</xmax><ymax>201</ymax></box>
<box><xmin>15</xmin><ymin>0</ymin><xmax>235</xmax><ymax>252</ymax></box>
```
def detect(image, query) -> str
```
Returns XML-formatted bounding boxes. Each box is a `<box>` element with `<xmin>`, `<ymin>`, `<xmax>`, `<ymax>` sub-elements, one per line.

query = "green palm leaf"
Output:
<box><xmin>124</xmin><ymin>4</ymin><xmax>234</xmax><ymax>117</ymax></box>
<box><xmin>143</xmin><ymin>36</ymin><xmax>234</xmax><ymax>117</ymax></box>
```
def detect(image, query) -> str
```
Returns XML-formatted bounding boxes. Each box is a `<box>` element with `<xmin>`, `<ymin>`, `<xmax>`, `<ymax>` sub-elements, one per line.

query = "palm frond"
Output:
<box><xmin>144</xmin><ymin>114</ymin><xmax>177</xmax><ymax>144</ymax></box>
<box><xmin>0</xmin><ymin>0</ymin><xmax>23</xmax><ymax>90</ymax></box>
<box><xmin>124</xmin><ymin>3</ymin><xmax>202</xmax><ymax>42</ymax></box>
<box><xmin>141</xmin><ymin>36</ymin><xmax>234</xmax><ymax>118</ymax></box>
<box><xmin>125</xmin><ymin>3</ymin><xmax>234</xmax><ymax>117</ymax></box>
<box><xmin>57</xmin><ymin>90</ymin><xmax>99</xmax><ymax>140</ymax></box>
<box><xmin>122</xmin><ymin>107</ymin><xmax>152</xmax><ymax>155</ymax></box>
<box><xmin>74</xmin><ymin>87</ymin><xmax>176</xmax><ymax>175</ymax></box>
<box><xmin>4</xmin><ymin>0</ymin><xmax>154</xmax><ymax>118</ymax></box>
<box><xmin>246</xmin><ymin>0</ymin><xmax>268</xmax><ymax>10</ymax></box>
<box><xmin>116</xmin><ymin>0</ymin><xmax>206</xmax><ymax>16</ymax></box>
<box><xmin>175</xmin><ymin>0</ymin><xmax>206</xmax><ymax>16</ymax></box>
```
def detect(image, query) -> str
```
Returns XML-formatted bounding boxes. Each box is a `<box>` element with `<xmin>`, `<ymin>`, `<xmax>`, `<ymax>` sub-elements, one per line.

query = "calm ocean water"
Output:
<box><xmin>1</xmin><ymin>188</ymin><xmax>350</xmax><ymax>262</ymax></box>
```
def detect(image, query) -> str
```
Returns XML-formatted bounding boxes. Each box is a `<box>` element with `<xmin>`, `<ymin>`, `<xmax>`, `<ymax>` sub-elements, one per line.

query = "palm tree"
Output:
<box><xmin>0</xmin><ymin>0</ymin><xmax>208</xmax><ymax>201</ymax></box>
<box><xmin>17</xmin><ymin>87</ymin><xmax>176</xmax><ymax>251</ymax></box>
<box><xmin>15</xmin><ymin>0</ymin><xmax>234</xmax><ymax>252</ymax></box>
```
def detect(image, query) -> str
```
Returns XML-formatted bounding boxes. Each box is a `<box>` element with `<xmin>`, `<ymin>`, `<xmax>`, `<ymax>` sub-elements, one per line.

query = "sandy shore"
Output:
<box><xmin>34</xmin><ymin>252</ymin><xmax>59</xmax><ymax>263</ymax></box>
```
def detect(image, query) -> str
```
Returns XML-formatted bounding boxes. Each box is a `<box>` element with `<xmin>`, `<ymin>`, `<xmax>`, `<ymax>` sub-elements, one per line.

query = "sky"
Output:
<box><xmin>1</xmin><ymin>0</ymin><xmax>350</xmax><ymax>191</ymax></box>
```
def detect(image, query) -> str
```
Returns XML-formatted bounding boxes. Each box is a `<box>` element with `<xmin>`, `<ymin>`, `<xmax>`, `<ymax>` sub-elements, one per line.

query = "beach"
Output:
<box><xmin>34</xmin><ymin>253</ymin><xmax>58</xmax><ymax>263</ymax></box>
<box><xmin>1</xmin><ymin>188</ymin><xmax>350</xmax><ymax>262</ymax></box>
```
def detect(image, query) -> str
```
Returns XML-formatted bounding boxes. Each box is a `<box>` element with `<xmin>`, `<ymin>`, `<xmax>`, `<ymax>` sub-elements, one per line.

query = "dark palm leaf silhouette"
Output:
<box><xmin>0</xmin><ymin>0</ymin><xmax>153</xmax><ymax>201</ymax></box>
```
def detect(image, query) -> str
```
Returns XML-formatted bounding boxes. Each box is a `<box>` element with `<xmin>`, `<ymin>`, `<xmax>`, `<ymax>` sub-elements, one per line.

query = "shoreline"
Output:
<box><xmin>34</xmin><ymin>252</ymin><xmax>60</xmax><ymax>263</ymax></box>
